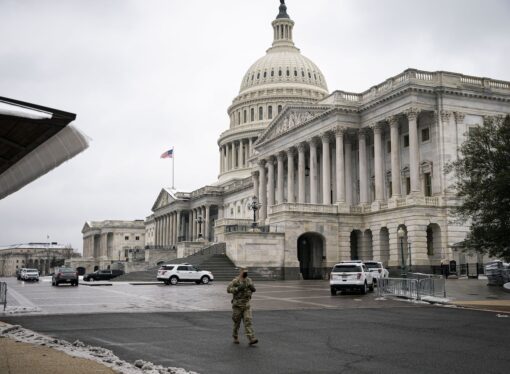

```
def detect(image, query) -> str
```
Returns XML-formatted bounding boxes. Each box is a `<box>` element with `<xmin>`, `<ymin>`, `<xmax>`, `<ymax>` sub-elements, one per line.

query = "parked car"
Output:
<box><xmin>83</xmin><ymin>269</ymin><xmax>124</xmax><ymax>281</ymax></box>
<box><xmin>157</xmin><ymin>263</ymin><xmax>214</xmax><ymax>285</ymax></box>
<box><xmin>364</xmin><ymin>261</ymin><xmax>389</xmax><ymax>284</ymax></box>
<box><xmin>52</xmin><ymin>267</ymin><xmax>79</xmax><ymax>286</ymax></box>
<box><xmin>16</xmin><ymin>268</ymin><xmax>27</xmax><ymax>280</ymax></box>
<box><xmin>329</xmin><ymin>262</ymin><xmax>374</xmax><ymax>295</ymax></box>
<box><xmin>20</xmin><ymin>268</ymin><xmax>39</xmax><ymax>282</ymax></box>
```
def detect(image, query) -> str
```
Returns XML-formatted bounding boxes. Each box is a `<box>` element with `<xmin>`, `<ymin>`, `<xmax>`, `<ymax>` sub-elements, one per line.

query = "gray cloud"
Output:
<box><xmin>1</xmin><ymin>0</ymin><xmax>509</xmax><ymax>251</ymax></box>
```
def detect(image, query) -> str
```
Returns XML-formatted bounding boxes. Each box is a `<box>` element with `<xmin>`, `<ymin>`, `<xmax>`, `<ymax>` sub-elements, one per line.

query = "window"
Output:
<box><xmin>406</xmin><ymin>177</ymin><xmax>411</xmax><ymax>195</ymax></box>
<box><xmin>237</xmin><ymin>206</ymin><xmax>241</xmax><ymax>213</ymax></box>
<box><xmin>403</xmin><ymin>134</ymin><xmax>409</xmax><ymax>148</ymax></box>
<box><xmin>301</xmin><ymin>70</ymin><xmax>305</xmax><ymax>77</ymax></box>
<box><xmin>263</xmin><ymin>71</ymin><xmax>267</xmax><ymax>78</ymax></box>
<box><xmin>294</xmin><ymin>69</ymin><xmax>297</xmax><ymax>76</ymax></box>
<box><xmin>468</xmin><ymin>126</ymin><xmax>477</xmax><ymax>138</ymax></box>
<box><xmin>271</xmin><ymin>70</ymin><xmax>274</xmax><ymax>77</ymax></box>
<box><xmin>259</xmin><ymin>107</ymin><xmax>263</xmax><ymax>121</ymax></box>
<box><xmin>257</xmin><ymin>72</ymin><xmax>260</xmax><ymax>79</ymax></box>
<box><xmin>177</xmin><ymin>266</ymin><xmax>188</xmax><ymax>271</ymax></box>
<box><xmin>286</xmin><ymin>69</ymin><xmax>290</xmax><ymax>76</ymax></box>
<box><xmin>243</xmin><ymin>110</ymin><xmax>247</xmax><ymax>123</ymax></box>
<box><xmin>125</xmin><ymin>236</ymin><xmax>129</xmax><ymax>241</ymax></box>
<box><xmin>308</xmin><ymin>72</ymin><xmax>311</xmax><ymax>78</ymax></box>
<box><xmin>388</xmin><ymin>182</ymin><xmax>392</xmax><ymax>197</ymax></box>
<box><xmin>250</xmin><ymin>108</ymin><xmax>254</xmax><ymax>122</ymax></box>
<box><xmin>268</xmin><ymin>106</ymin><xmax>273</xmax><ymax>120</ymax></box>
<box><xmin>424</xmin><ymin>173</ymin><xmax>432</xmax><ymax>197</ymax></box>
<box><xmin>135</xmin><ymin>236</ymin><xmax>140</xmax><ymax>241</ymax></box>
<box><xmin>230</xmin><ymin>208</ymin><xmax>234</xmax><ymax>215</ymax></box>
<box><xmin>278</xmin><ymin>69</ymin><xmax>282</xmax><ymax>77</ymax></box>
<box><xmin>278</xmin><ymin>105</ymin><xmax>282</xmax><ymax>114</ymax></box>
<box><xmin>421</xmin><ymin>128</ymin><xmax>430</xmax><ymax>142</ymax></box>
<box><xmin>387</xmin><ymin>141</ymin><xmax>391</xmax><ymax>153</ymax></box>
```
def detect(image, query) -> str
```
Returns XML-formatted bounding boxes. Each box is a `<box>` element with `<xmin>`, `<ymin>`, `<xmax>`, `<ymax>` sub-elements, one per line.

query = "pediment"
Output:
<box><xmin>256</xmin><ymin>106</ymin><xmax>327</xmax><ymax>146</ymax></box>
<box><xmin>151</xmin><ymin>188</ymin><xmax>176</xmax><ymax>211</ymax></box>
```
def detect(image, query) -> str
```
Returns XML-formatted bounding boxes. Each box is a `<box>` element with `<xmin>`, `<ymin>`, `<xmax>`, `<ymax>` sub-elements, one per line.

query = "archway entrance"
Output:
<box><xmin>297</xmin><ymin>233</ymin><xmax>324</xmax><ymax>280</ymax></box>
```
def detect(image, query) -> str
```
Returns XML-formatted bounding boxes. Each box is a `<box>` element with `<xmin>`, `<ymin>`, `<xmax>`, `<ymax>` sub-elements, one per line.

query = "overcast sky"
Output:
<box><xmin>1</xmin><ymin>0</ymin><xmax>509</xmax><ymax>252</ymax></box>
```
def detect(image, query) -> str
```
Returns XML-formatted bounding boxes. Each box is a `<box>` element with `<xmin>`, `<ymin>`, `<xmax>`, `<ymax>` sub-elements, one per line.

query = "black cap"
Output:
<box><xmin>277</xmin><ymin>0</ymin><xmax>290</xmax><ymax>19</ymax></box>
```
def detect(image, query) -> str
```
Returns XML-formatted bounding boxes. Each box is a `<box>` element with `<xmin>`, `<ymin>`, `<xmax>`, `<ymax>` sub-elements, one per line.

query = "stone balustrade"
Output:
<box><xmin>215</xmin><ymin>218</ymin><xmax>253</xmax><ymax>227</ymax></box>
<box><xmin>269</xmin><ymin>203</ymin><xmax>339</xmax><ymax>215</ymax></box>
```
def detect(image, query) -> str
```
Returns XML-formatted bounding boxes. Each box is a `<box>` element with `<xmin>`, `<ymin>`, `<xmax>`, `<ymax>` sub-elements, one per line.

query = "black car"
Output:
<box><xmin>83</xmin><ymin>269</ymin><xmax>124</xmax><ymax>281</ymax></box>
<box><xmin>52</xmin><ymin>267</ymin><xmax>79</xmax><ymax>286</ymax></box>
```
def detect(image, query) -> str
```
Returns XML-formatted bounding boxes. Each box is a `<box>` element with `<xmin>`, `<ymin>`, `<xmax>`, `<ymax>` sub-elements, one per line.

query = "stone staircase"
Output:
<box><xmin>112</xmin><ymin>242</ymin><xmax>270</xmax><ymax>282</ymax></box>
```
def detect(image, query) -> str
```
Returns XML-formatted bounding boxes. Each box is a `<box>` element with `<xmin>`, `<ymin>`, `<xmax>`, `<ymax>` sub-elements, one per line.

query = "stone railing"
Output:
<box><xmin>218</xmin><ymin>123</ymin><xmax>266</xmax><ymax>142</ymax></box>
<box><xmin>269</xmin><ymin>203</ymin><xmax>338</xmax><ymax>215</ymax></box>
<box><xmin>329</xmin><ymin>68</ymin><xmax>510</xmax><ymax>106</ymax></box>
<box><xmin>190</xmin><ymin>186</ymin><xmax>223</xmax><ymax>198</ymax></box>
<box><xmin>222</xmin><ymin>177</ymin><xmax>253</xmax><ymax>194</ymax></box>
<box><xmin>215</xmin><ymin>218</ymin><xmax>253</xmax><ymax>227</ymax></box>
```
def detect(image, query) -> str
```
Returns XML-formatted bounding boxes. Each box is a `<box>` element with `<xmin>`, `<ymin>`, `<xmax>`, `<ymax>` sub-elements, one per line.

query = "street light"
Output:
<box><xmin>397</xmin><ymin>227</ymin><xmax>407</xmax><ymax>277</ymax></box>
<box><xmin>195</xmin><ymin>215</ymin><xmax>204</xmax><ymax>240</ymax></box>
<box><xmin>248</xmin><ymin>196</ymin><xmax>262</xmax><ymax>229</ymax></box>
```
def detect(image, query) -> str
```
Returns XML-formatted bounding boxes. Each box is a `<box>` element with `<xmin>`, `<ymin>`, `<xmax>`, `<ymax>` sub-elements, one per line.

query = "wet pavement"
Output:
<box><xmin>1</xmin><ymin>277</ymin><xmax>417</xmax><ymax>315</ymax></box>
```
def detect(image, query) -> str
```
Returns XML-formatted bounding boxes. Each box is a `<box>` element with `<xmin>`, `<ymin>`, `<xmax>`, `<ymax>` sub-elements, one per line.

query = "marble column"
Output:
<box><xmin>287</xmin><ymin>147</ymin><xmax>295</xmax><ymax>203</ymax></box>
<box><xmin>258</xmin><ymin>160</ymin><xmax>267</xmax><ymax>220</ymax></box>
<box><xmin>219</xmin><ymin>148</ymin><xmax>223</xmax><ymax>173</ymax></box>
<box><xmin>389</xmin><ymin>116</ymin><xmax>401</xmax><ymax>198</ymax></box>
<box><xmin>309</xmin><ymin>138</ymin><xmax>319</xmax><ymax>204</ymax></box>
<box><xmin>298</xmin><ymin>142</ymin><xmax>306</xmax><ymax>203</ymax></box>
<box><xmin>335</xmin><ymin>126</ymin><xmax>346</xmax><ymax>203</ymax></box>
<box><xmin>205</xmin><ymin>205</ymin><xmax>210</xmax><ymax>241</ymax></box>
<box><xmin>248</xmin><ymin>138</ymin><xmax>253</xmax><ymax>157</ymax></box>
<box><xmin>188</xmin><ymin>211</ymin><xmax>192</xmax><ymax>241</ymax></box>
<box><xmin>321</xmin><ymin>133</ymin><xmax>331</xmax><ymax>205</ymax></box>
<box><xmin>252</xmin><ymin>170</ymin><xmax>259</xmax><ymax>200</ymax></box>
<box><xmin>276</xmin><ymin>152</ymin><xmax>285</xmax><ymax>204</ymax></box>
<box><xmin>239</xmin><ymin>140</ymin><xmax>244</xmax><ymax>168</ymax></box>
<box><xmin>162</xmin><ymin>216</ymin><xmax>167</xmax><ymax>246</ymax></box>
<box><xmin>176</xmin><ymin>211</ymin><xmax>181</xmax><ymax>243</ymax></box>
<box><xmin>224</xmin><ymin>146</ymin><xmax>228</xmax><ymax>173</ymax></box>
<box><xmin>267</xmin><ymin>156</ymin><xmax>275</xmax><ymax>206</ymax></box>
<box><xmin>192</xmin><ymin>209</ymin><xmax>196</xmax><ymax>241</ymax></box>
<box><xmin>373</xmin><ymin>123</ymin><xmax>384</xmax><ymax>201</ymax></box>
<box><xmin>406</xmin><ymin>108</ymin><xmax>421</xmax><ymax>194</ymax></box>
<box><xmin>358</xmin><ymin>129</ymin><xmax>368</xmax><ymax>204</ymax></box>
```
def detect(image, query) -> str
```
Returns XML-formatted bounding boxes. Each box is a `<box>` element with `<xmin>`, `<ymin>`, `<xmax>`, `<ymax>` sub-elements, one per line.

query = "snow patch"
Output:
<box><xmin>0</xmin><ymin>306</ymin><xmax>42</xmax><ymax>314</ymax></box>
<box><xmin>0</xmin><ymin>324</ymin><xmax>199</xmax><ymax>374</ymax></box>
<box><xmin>496</xmin><ymin>314</ymin><xmax>508</xmax><ymax>318</ymax></box>
<box><xmin>420</xmin><ymin>296</ymin><xmax>451</xmax><ymax>304</ymax></box>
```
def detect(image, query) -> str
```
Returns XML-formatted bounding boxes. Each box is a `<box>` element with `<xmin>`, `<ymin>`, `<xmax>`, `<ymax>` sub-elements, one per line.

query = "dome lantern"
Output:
<box><xmin>271</xmin><ymin>1</ymin><xmax>296</xmax><ymax>50</ymax></box>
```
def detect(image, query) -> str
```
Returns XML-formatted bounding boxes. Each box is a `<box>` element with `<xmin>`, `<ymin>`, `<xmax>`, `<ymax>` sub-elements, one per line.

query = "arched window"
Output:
<box><xmin>243</xmin><ymin>110</ymin><xmax>247</xmax><ymax>123</ymax></box>
<box><xmin>271</xmin><ymin>70</ymin><xmax>274</xmax><ymax>77</ymax></box>
<box><xmin>251</xmin><ymin>74</ymin><xmax>254</xmax><ymax>81</ymax></box>
<box><xmin>308</xmin><ymin>72</ymin><xmax>311</xmax><ymax>78</ymax></box>
<box><xmin>263</xmin><ymin>71</ymin><xmax>267</xmax><ymax>78</ymax></box>
<box><xmin>286</xmin><ymin>69</ymin><xmax>290</xmax><ymax>77</ymax></box>
<box><xmin>294</xmin><ymin>69</ymin><xmax>298</xmax><ymax>76</ymax></box>
<box><xmin>278</xmin><ymin>105</ymin><xmax>282</xmax><ymax>114</ymax></box>
<box><xmin>426</xmin><ymin>227</ymin><xmax>434</xmax><ymax>256</ymax></box>
<box><xmin>279</xmin><ymin>69</ymin><xmax>282</xmax><ymax>77</ymax></box>
<box><xmin>268</xmin><ymin>106</ymin><xmax>273</xmax><ymax>120</ymax></box>
<box><xmin>301</xmin><ymin>70</ymin><xmax>305</xmax><ymax>77</ymax></box>
<box><xmin>258</xmin><ymin>107</ymin><xmax>263</xmax><ymax>121</ymax></box>
<box><xmin>250</xmin><ymin>108</ymin><xmax>254</xmax><ymax>122</ymax></box>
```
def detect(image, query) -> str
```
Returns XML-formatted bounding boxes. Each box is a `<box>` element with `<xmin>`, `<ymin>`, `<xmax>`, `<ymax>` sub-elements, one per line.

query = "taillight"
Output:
<box><xmin>357</xmin><ymin>273</ymin><xmax>362</xmax><ymax>279</ymax></box>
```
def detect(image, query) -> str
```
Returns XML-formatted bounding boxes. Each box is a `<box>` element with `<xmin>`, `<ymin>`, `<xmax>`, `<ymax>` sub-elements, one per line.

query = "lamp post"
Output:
<box><xmin>408</xmin><ymin>241</ymin><xmax>412</xmax><ymax>273</ymax></box>
<box><xmin>248</xmin><ymin>196</ymin><xmax>262</xmax><ymax>229</ymax></box>
<box><xmin>397</xmin><ymin>227</ymin><xmax>406</xmax><ymax>277</ymax></box>
<box><xmin>195</xmin><ymin>215</ymin><xmax>204</xmax><ymax>240</ymax></box>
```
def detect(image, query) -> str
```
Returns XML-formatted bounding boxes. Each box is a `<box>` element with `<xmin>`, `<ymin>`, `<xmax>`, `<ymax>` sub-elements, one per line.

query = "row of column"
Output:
<box><xmin>220</xmin><ymin>138</ymin><xmax>255</xmax><ymax>173</ymax></box>
<box><xmin>154</xmin><ymin>206</ymin><xmax>212</xmax><ymax>246</ymax></box>
<box><xmin>253</xmin><ymin>109</ymin><xmax>424</xmax><ymax>220</ymax></box>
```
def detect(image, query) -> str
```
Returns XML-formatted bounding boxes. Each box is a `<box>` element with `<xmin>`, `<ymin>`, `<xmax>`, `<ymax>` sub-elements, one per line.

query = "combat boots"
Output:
<box><xmin>233</xmin><ymin>336</ymin><xmax>240</xmax><ymax>344</ymax></box>
<box><xmin>249</xmin><ymin>337</ymin><xmax>258</xmax><ymax>345</ymax></box>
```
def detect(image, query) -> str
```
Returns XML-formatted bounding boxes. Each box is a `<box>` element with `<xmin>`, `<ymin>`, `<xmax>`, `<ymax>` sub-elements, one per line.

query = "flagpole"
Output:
<box><xmin>172</xmin><ymin>147</ymin><xmax>175</xmax><ymax>189</ymax></box>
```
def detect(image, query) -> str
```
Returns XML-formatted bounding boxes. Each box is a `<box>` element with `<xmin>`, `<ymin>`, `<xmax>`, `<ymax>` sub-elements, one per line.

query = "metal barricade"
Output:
<box><xmin>377</xmin><ymin>276</ymin><xmax>446</xmax><ymax>300</ymax></box>
<box><xmin>0</xmin><ymin>282</ymin><xmax>6</xmax><ymax>311</ymax></box>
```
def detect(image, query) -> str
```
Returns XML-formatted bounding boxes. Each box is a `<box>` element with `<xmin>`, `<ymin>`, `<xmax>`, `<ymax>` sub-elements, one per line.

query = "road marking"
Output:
<box><xmin>5</xmin><ymin>286</ymin><xmax>38</xmax><ymax>308</ymax></box>
<box><xmin>255</xmin><ymin>294</ymin><xmax>335</xmax><ymax>308</ymax></box>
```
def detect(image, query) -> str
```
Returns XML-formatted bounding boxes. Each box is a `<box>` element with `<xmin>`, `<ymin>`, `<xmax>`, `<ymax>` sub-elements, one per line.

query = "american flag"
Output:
<box><xmin>160</xmin><ymin>148</ymin><xmax>174</xmax><ymax>159</ymax></box>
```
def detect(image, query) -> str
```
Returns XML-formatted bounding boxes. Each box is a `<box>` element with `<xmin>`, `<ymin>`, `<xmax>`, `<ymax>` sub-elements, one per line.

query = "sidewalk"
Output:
<box><xmin>444</xmin><ymin>277</ymin><xmax>510</xmax><ymax>312</ymax></box>
<box><xmin>0</xmin><ymin>322</ymin><xmax>116</xmax><ymax>374</ymax></box>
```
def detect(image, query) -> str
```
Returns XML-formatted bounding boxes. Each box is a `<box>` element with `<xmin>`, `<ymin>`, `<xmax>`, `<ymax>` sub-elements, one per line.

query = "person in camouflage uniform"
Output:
<box><xmin>227</xmin><ymin>267</ymin><xmax>258</xmax><ymax>345</ymax></box>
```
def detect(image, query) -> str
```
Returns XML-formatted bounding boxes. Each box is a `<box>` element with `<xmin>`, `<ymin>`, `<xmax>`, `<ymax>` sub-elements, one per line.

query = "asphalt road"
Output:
<box><xmin>3</xmin><ymin>307</ymin><xmax>509</xmax><ymax>374</ymax></box>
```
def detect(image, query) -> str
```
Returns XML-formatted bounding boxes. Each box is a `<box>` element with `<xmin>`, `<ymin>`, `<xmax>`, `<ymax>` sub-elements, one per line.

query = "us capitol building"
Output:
<box><xmin>82</xmin><ymin>1</ymin><xmax>510</xmax><ymax>279</ymax></box>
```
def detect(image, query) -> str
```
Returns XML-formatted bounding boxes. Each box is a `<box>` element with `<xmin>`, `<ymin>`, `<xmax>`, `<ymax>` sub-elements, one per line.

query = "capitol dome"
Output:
<box><xmin>239</xmin><ymin>1</ymin><xmax>328</xmax><ymax>95</ymax></box>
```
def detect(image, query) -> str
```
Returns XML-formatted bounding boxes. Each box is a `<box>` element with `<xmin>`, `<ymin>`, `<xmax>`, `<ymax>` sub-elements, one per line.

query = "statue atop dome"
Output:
<box><xmin>277</xmin><ymin>0</ymin><xmax>290</xmax><ymax>19</ymax></box>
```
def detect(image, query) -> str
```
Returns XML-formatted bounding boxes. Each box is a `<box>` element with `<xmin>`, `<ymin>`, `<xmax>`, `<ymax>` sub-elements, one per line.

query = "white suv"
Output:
<box><xmin>20</xmin><ymin>268</ymin><xmax>39</xmax><ymax>282</ymax></box>
<box><xmin>157</xmin><ymin>263</ymin><xmax>214</xmax><ymax>285</ymax></box>
<box><xmin>329</xmin><ymin>262</ymin><xmax>374</xmax><ymax>295</ymax></box>
<box><xmin>364</xmin><ymin>261</ymin><xmax>389</xmax><ymax>284</ymax></box>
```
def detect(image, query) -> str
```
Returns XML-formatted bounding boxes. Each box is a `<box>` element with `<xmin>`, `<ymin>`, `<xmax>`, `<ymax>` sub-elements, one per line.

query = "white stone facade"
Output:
<box><xmin>143</xmin><ymin>2</ymin><xmax>510</xmax><ymax>279</ymax></box>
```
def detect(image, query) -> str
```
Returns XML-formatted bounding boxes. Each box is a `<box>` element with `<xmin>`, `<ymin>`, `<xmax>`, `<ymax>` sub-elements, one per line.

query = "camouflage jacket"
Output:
<box><xmin>227</xmin><ymin>277</ymin><xmax>256</xmax><ymax>307</ymax></box>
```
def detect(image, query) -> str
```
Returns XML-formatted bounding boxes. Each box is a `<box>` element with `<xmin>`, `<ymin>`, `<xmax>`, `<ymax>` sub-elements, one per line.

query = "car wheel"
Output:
<box><xmin>330</xmin><ymin>287</ymin><xmax>336</xmax><ymax>296</ymax></box>
<box><xmin>201</xmin><ymin>276</ymin><xmax>210</xmax><ymax>285</ymax></box>
<box><xmin>369</xmin><ymin>282</ymin><xmax>374</xmax><ymax>292</ymax></box>
<box><xmin>361</xmin><ymin>282</ymin><xmax>368</xmax><ymax>295</ymax></box>
<box><xmin>170</xmin><ymin>276</ymin><xmax>178</xmax><ymax>285</ymax></box>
